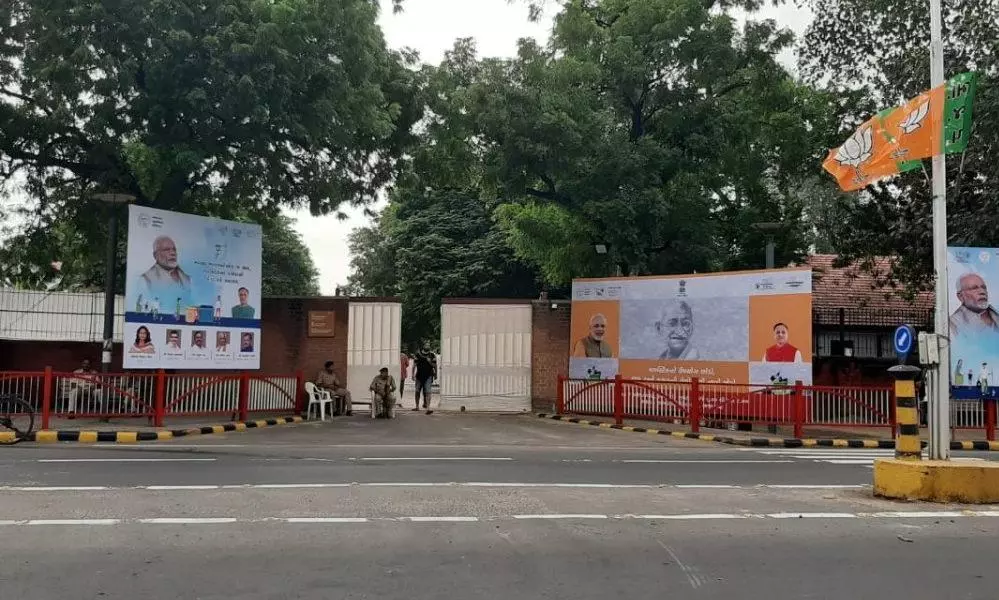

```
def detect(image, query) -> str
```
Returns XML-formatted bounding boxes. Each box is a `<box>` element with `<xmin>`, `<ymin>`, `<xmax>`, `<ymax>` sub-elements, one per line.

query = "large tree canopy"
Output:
<box><xmin>464</xmin><ymin>0</ymin><xmax>840</xmax><ymax>282</ymax></box>
<box><xmin>797</xmin><ymin>0</ymin><xmax>999</xmax><ymax>289</ymax></box>
<box><xmin>1</xmin><ymin>0</ymin><xmax>419</xmax><ymax>296</ymax></box>
<box><xmin>1</xmin><ymin>0</ymin><xmax>419</xmax><ymax>210</ymax></box>
<box><xmin>346</xmin><ymin>40</ymin><xmax>545</xmax><ymax>347</ymax></box>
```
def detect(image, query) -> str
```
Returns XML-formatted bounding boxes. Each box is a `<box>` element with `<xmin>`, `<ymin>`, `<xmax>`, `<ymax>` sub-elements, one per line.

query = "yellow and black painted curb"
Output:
<box><xmin>0</xmin><ymin>416</ymin><xmax>304</xmax><ymax>445</ymax></box>
<box><xmin>536</xmin><ymin>413</ymin><xmax>999</xmax><ymax>451</ymax></box>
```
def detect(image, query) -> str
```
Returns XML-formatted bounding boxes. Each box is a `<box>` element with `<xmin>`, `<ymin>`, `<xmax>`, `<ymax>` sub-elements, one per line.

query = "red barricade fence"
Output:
<box><xmin>556</xmin><ymin>375</ymin><xmax>999</xmax><ymax>441</ymax></box>
<box><xmin>0</xmin><ymin>368</ymin><xmax>305</xmax><ymax>429</ymax></box>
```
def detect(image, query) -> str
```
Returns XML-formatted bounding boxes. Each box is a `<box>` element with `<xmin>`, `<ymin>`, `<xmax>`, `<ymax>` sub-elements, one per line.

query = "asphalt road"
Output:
<box><xmin>2</xmin><ymin>413</ymin><xmax>997</xmax><ymax>599</ymax></box>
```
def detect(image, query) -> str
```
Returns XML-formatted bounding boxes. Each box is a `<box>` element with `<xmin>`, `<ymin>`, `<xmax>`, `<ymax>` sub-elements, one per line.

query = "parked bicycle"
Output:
<box><xmin>0</xmin><ymin>393</ymin><xmax>35</xmax><ymax>444</ymax></box>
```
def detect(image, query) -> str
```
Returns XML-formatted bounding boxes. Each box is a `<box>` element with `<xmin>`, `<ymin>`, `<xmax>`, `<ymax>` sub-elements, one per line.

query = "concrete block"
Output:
<box><xmin>874</xmin><ymin>458</ymin><xmax>999</xmax><ymax>503</ymax></box>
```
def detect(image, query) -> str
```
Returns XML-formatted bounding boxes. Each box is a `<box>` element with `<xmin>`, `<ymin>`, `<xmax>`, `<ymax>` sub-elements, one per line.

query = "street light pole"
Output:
<box><xmin>93</xmin><ymin>193</ymin><xmax>135</xmax><ymax>374</ymax></box>
<box><xmin>928</xmin><ymin>0</ymin><xmax>950</xmax><ymax>460</ymax></box>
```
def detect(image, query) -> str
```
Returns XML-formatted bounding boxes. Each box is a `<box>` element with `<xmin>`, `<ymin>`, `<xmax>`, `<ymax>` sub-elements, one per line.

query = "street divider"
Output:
<box><xmin>536</xmin><ymin>413</ymin><xmax>999</xmax><ymax>451</ymax></box>
<box><xmin>0</xmin><ymin>415</ymin><xmax>303</xmax><ymax>445</ymax></box>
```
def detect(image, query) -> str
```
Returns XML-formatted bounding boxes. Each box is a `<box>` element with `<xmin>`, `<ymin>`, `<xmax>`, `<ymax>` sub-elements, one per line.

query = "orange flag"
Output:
<box><xmin>823</xmin><ymin>72</ymin><xmax>977</xmax><ymax>192</ymax></box>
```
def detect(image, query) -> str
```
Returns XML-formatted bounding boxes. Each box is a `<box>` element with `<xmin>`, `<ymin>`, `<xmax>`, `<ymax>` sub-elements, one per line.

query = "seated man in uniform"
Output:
<box><xmin>369</xmin><ymin>367</ymin><xmax>397</xmax><ymax>419</ymax></box>
<box><xmin>315</xmin><ymin>360</ymin><xmax>353</xmax><ymax>416</ymax></box>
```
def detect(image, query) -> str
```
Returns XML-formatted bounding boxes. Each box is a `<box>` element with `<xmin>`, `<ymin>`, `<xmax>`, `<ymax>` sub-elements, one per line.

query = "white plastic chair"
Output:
<box><xmin>304</xmin><ymin>382</ymin><xmax>334</xmax><ymax>421</ymax></box>
<box><xmin>364</xmin><ymin>391</ymin><xmax>378</xmax><ymax>418</ymax></box>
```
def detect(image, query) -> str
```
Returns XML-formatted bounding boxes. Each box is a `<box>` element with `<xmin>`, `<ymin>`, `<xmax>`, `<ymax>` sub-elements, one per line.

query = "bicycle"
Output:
<box><xmin>0</xmin><ymin>394</ymin><xmax>35</xmax><ymax>444</ymax></box>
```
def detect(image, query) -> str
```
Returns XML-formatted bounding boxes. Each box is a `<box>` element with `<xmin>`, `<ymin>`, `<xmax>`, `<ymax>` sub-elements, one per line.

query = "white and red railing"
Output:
<box><xmin>558</xmin><ymin>375</ymin><xmax>999</xmax><ymax>440</ymax></box>
<box><xmin>0</xmin><ymin>368</ymin><xmax>304</xmax><ymax>429</ymax></box>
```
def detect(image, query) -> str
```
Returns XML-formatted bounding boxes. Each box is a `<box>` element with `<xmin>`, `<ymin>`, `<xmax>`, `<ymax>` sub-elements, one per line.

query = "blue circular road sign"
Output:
<box><xmin>894</xmin><ymin>325</ymin><xmax>915</xmax><ymax>359</ymax></box>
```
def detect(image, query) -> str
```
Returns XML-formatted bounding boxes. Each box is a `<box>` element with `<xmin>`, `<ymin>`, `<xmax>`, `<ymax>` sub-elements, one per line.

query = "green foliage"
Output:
<box><xmin>460</xmin><ymin>0</ymin><xmax>835</xmax><ymax>283</ymax></box>
<box><xmin>1</xmin><ymin>0</ymin><xmax>415</xmax><ymax>294</ymax></box>
<box><xmin>260</xmin><ymin>214</ymin><xmax>321</xmax><ymax>297</ymax></box>
<box><xmin>797</xmin><ymin>0</ymin><xmax>999</xmax><ymax>289</ymax></box>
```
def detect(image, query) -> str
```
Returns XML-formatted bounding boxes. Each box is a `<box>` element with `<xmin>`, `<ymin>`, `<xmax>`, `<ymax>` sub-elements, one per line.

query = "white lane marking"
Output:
<box><xmin>223</xmin><ymin>483</ymin><xmax>351</xmax><ymax>489</ymax></box>
<box><xmin>358</xmin><ymin>457</ymin><xmax>514</xmax><ymax>461</ymax></box>
<box><xmin>638</xmin><ymin>514</ymin><xmax>748</xmax><ymax>520</ymax></box>
<box><xmin>286</xmin><ymin>517</ymin><xmax>369</xmax><ymax>523</ymax></box>
<box><xmin>4</xmin><ymin>511</ymin><xmax>999</xmax><ymax>527</ymax></box>
<box><xmin>404</xmin><ymin>516</ymin><xmax>480</xmax><ymax>522</ymax></box>
<box><xmin>675</xmin><ymin>484</ymin><xmax>740</xmax><ymax>489</ymax></box>
<box><xmin>139</xmin><ymin>518</ymin><xmax>239</xmax><ymax>524</ymax></box>
<box><xmin>514</xmin><ymin>514</ymin><xmax>608</xmax><ymax>520</ymax></box>
<box><xmin>0</xmin><ymin>486</ymin><xmax>111</xmax><ymax>491</ymax></box>
<box><xmin>871</xmin><ymin>511</ymin><xmax>965</xmax><ymax>518</ymax></box>
<box><xmin>28</xmin><ymin>519</ymin><xmax>121</xmax><ymax>525</ymax></box>
<box><xmin>145</xmin><ymin>485</ymin><xmax>219</xmax><ymax>490</ymax></box>
<box><xmin>36</xmin><ymin>458</ymin><xmax>218</xmax><ymax>463</ymax></box>
<box><xmin>762</xmin><ymin>484</ymin><xmax>867</xmax><ymax>489</ymax></box>
<box><xmin>826</xmin><ymin>459</ymin><xmax>883</xmax><ymax>465</ymax></box>
<box><xmin>618</xmin><ymin>460</ymin><xmax>795</xmax><ymax>464</ymax></box>
<box><xmin>767</xmin><ymin>513</ymin><xmax>858</xmax><ymax>519</ymax></box>
<box><xmin>0</xmin><ymin>482</ymin><xmax>871</xmax><ymax>492</ymax></box>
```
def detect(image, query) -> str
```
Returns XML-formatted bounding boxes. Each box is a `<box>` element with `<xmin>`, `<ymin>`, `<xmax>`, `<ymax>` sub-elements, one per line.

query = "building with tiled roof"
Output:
<box><xmin>804</xmin><ymin>254</ymin><xmax>934</xmax><ymax>386</ymax></box>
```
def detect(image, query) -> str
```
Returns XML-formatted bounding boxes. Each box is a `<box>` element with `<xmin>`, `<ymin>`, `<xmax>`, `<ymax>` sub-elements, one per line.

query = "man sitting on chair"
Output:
<box><xmin>369</xmin><ymin>367</ymin><xmax>397</xmax><ymax>419</ymax></box>
<box><xmin>315</xmin><ymin>360</ymin><xmax>352</xmax><ymax>416</ymax></box>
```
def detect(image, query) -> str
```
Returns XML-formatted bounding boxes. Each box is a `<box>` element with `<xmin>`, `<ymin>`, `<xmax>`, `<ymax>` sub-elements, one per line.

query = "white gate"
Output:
<box><xmin>439</xmin><ymin>302</ymin><xmax>532</xmax><ymax>412</ymax></box>
<box><xmin>346</xmin><ymin>301</ymin><xmax>402</xmax><ymax>399</ymax></box>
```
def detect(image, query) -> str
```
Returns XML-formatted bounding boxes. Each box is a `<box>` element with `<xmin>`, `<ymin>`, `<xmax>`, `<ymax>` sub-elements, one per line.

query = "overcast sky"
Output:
<box><xmin>297</xmin><ymin>0</ymin><xmax>814</xmax><ymax>294</ymax></box>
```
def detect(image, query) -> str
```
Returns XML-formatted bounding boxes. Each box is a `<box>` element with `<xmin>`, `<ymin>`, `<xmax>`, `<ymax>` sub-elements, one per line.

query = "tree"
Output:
<box><xmin>796</xmin><ymin>0</ymin><xmax>999</xmax><ymax>289</ymax></box>
<box><xmin>1</xmin><ymin>0</ymin><xmax>421</xmax><ymax>292</ymax></box>
<box><xmin>345</xmin><ymin>40</ymin><xmax>546</xmax><ymax>347</ymax></box>
<box><xmin>464</xmin><ymin>0</ymin><xmax>838</xmax><ymax>285</ymax></box>
<box><xmin>260</xmin><ymin>214</ymin><xmax>320</xmax><ymax>297</ymax></box>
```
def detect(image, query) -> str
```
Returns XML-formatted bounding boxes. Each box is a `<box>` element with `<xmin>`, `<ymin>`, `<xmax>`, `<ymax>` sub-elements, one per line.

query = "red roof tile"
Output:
<box><xmin>803</xmin><ymin>255</ymin><xmax>934</xmax><ymax>327</ymax></box>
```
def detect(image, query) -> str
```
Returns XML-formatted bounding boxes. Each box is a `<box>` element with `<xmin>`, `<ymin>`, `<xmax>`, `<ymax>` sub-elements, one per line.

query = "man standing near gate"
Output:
<box><xmin>413</xmin><ymin>349</ymin><xmax>436</xmax><ymax>415</ymax></box>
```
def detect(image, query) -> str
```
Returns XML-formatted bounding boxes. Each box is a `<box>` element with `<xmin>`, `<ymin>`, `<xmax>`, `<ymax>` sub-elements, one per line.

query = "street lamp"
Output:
<box><xmin>751</xmin><ymin>222</ymin><xmax>781</xmax><ymax>269</ymax></box>
<box><xmin>93</xmin><ymin>193</ymin><xmax>135</xmax><ymax>374</ymax></box>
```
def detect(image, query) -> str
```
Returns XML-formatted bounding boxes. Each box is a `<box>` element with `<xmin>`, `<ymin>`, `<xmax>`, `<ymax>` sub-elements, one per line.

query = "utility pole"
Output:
<box><xmin>928</xmin><ymin>0</ymin><xmax>950</xmax><ymax>460</ymax></box>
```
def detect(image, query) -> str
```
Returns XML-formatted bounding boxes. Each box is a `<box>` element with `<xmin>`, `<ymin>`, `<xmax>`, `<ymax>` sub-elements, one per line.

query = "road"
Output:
<box><xmin>1</xmin><ymin>413</ymin><xmax>998</xmax><ymax>599</ymax></box>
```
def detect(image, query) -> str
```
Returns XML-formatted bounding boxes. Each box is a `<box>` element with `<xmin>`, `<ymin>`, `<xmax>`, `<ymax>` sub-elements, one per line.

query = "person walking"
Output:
<box><xmin>413</xmin><ymin>350</ymin><xmax>436</xmax><ymax>415</ymax></box>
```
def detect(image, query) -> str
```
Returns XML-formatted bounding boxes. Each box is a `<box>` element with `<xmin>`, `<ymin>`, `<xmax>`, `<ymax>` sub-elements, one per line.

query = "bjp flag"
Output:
<box><xmin>823</xmin><ymin>72</ymin><xmax>978</xmax><ymax>192</ymax></box>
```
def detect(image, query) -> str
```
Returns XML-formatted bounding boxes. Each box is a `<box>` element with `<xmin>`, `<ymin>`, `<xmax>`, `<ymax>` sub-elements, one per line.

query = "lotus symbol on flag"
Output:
<box><xmin>899</xmin><ymin>100</ymin><xmax>930</xmax><ymax>134</ymax></box>
<box><xmin>834</xmin><ymin>126</ymin><xmax>874</xmax><ymax>168</ymax></box>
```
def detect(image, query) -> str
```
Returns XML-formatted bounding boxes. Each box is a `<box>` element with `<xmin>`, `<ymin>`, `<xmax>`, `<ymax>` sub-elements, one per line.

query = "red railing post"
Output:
<box><xmin>153</xmin><ymin>369</ymin><xmax>166</xmax><ymax>427</ymax></box>
<box><xmin>295</xmin><ymin>370</ymin><xmax>306</xmax><ymax>414</ymax></box>
<box><xmin>238</xmin><ymin>372</ymin><xmax>250</xmax><ymax>422</ymax></box>
<box><xmin>986</xmin><ymin>400</ymin><xmax>997</xmax><ymax>442</ymax></box>
<box><xmin>556</xmin><ymin>375</ymin><xmax>566</xmax><ymax>415</ymax></box>
<box><xmin>41</xmin><ymin>366</ymin><xmax>53</xmax><ymax>430</ymax></box>
<box><xmin>690</xmin><ymin>377</ymin><xmax>701</xmax><ymax>433</ymax></box>
<box><xmin>613</xmin><ymin>374</ymin><xmax>624</xmax><ymax>425</ymax></box>
<box><xmin>793</xmin><ymin>380</ymin><xmax>805</xmax><ymax>439</ymax></box>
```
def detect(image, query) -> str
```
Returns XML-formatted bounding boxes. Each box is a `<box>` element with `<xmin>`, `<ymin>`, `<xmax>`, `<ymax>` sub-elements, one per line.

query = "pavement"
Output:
<box><xmin>2</xmin><ymin>412</ymin><xmax>998</xmax><ymax>599</ymax></box>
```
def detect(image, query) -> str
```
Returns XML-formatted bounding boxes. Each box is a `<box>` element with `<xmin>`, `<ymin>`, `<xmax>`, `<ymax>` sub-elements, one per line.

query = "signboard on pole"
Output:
<box><xmin>947</xmin><ymin>246</ymin><xmax>999</xmax><ymax>392</ymax></box>
<box><xmin>569</xmin><ymin>268</ymin><xmax>813</xmax><ymax>386</ymax></box>
<box><xmin>122</xmin><ymin>207</ymin><xmax>263</xmax><ymax>370</ymax></box>
<box><xmin>893</xmin><ymin>325</ymin><xmax>915</xmax><ymax>363</ymax></box>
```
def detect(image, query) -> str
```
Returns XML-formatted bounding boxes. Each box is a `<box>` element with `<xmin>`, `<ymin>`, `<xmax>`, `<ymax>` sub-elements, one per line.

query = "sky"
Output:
<box><xmin>291</xmin><ymin>0</ymin><xmax>815</xmax><ymax>294</ymax></box>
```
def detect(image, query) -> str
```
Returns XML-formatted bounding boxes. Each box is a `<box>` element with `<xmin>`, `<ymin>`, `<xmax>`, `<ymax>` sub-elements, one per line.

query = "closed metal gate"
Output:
<box><xmin>347</xmin><ymin>301</ymin><xmax>402</xmax><ymax>400</ymax></box>
<box><xmin>439</xmin><ymin>302</ymin><xmax>532</xmax><ymax>412</ymax></box>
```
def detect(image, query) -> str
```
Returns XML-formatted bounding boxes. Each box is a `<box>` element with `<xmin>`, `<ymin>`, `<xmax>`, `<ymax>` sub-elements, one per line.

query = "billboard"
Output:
<box><xmin>569</xmin><ymin>268</ymin><xmax>813</xmax><ymax>386</ymax></box>
<box><xmin>123</xmin><ymin>206</ymin><xmax>263</xmax><ymax>370</ymax></box>
<box><xmin>947</xmin><ymin>247</ymin><xmax>999</xmax><ymax>390</ymax></box>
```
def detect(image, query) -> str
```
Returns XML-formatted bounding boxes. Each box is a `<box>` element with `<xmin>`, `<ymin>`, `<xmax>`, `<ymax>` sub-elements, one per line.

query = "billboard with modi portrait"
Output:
<box><xmin>948</xmin><ymin>247</ymin><xmax>999</xmax><ymax>390</ymax></box>
<box><xmin>569</xmin><ymin>269</ymin><xmax>813</xmax><ymax>386</ymax></box>
<box><xmin>122</xmin><ymin>206</ymin><xmax>263</xmax><ymax>370</ymax></box>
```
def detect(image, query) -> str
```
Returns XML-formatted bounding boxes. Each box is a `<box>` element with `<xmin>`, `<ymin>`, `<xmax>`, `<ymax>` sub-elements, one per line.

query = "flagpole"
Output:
<box><xmin>929</xmin><ymin>0</ymin><xmax>950</xmax><ymax>461</ymax></box>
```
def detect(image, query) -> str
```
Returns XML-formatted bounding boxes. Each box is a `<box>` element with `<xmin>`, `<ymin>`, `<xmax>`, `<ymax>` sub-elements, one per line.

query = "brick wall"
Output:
<box><xmin>261</xmin><ymin>296</ymin><xmax>350</xmax><ymax>382</ymax></box>
<box><xmin>530</xmin><ymin>300</ymin><xmax>571</xmax><ymax>411</ymax></box>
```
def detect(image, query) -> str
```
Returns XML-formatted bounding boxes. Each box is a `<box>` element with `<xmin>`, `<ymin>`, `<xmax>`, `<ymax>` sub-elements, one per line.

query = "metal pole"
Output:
<box><xmin>101</xmin><ymin>206</ymin><xmax>118</xmax><ymax>374</ymax></box>
<box><xmin>766</xmin><ymin>235</ymin><xmax>777</xmax><ymax>434</ymax></box>
<box><xmin>929</xmin><ymin>0</ymin><xmax>950</xmax><ymax>460</ymax></box>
